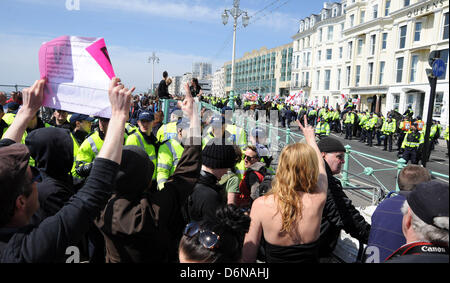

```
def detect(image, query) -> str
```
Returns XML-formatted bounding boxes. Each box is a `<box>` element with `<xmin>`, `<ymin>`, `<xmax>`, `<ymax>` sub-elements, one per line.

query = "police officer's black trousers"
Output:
<box><xmin>345</xmin><ymin>124</ymin><xmax>353</xmax><ymax>139</ymax></box>
<box><xmin>384</xmin><ymin>134</ymin><xmax>393</xmax><ymax>151</ymax></box>
<box><xmin>403</xmin><ymin>148</ymin><xmax>418</xmax><ymax>164</ymax></box>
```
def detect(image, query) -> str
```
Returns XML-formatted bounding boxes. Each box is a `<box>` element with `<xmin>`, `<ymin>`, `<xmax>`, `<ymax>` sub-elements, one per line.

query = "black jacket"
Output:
<box><xmin>0</xmin><ymin>137</ymin><xmax>119</xmax><ymax>262</ymax></box>
<box><xmin>318</xmin><ymin>162</ymin><xmax>371</xmax><ymax>258</ymax></box>
<box><xmin>94</xmin><ymin>143</ymin><xmax>202</xmax><ymax>263</ymax></box>
<box><xmin>158</xmin><ymin>79</ymin><xmax>169</xmax><ymax>99</ymax></box>
<box><xmin>25</xmin><ymin>127</ymin><xmax>75</xmax><ymax>224</ymax></box>
<box><xmin>187</xmin><ymin>170</ymin><xmax>226</xmax><ymax>223</ymax></box>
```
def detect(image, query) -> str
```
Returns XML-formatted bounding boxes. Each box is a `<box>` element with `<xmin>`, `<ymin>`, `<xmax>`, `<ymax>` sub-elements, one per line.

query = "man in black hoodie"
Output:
<box><xmin>317</xmin><ymin>137</ymin><xmax>371</xmax><ymax>261</ymax></box>
<box><xmin>25</xmin><ymin>127</ymin><xmax>75</xmax><ymax>223</ymax></box>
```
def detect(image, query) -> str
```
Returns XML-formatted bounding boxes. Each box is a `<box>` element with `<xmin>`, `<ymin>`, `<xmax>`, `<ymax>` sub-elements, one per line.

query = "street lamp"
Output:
<box><xmin>222</xmin><ymin>0</ymin><xmax>249</xmax><ymax>110</ymax></box>
<box><xmin>148</xmin><ymin>52</ymin><xmax>160</xmax><ymax>95</ymax></box>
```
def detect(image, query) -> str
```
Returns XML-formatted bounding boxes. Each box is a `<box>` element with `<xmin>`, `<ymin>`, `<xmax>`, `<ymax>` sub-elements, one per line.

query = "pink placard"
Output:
<box><xmin>85</xmin><ymin>38</ymin><xmax>115</xmax><ymax>79</ymax></box>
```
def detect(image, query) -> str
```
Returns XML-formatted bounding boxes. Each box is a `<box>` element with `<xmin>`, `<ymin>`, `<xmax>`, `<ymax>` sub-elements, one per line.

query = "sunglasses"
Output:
<box><xmin>183</xmin><ymin>222</ymin><xmax>220</xmax><ymax>250</ymax></box>
<box><xmin>244</xmin><ymin>155</ymin><xmax>257</xmax><ymax>161</ymax></box>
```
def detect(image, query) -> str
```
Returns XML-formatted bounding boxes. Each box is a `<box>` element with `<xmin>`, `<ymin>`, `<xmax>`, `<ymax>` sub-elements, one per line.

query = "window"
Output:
<box><xmin>404</xmin><ymin>0</ymin><xmax>410</xmax><ymax>7</ymax></box>
<box><xmin>341</xmin><ymin>23</ymin><xmax>345</xmax><ymax>32</ymax></box>
<box><xmin>326</xmin><ymin>49</ymin><xmax>332</xmax><ymax>60</ymax></box>
<box><xmin>433</xmin><ymin>92</ymin><xmax>444</xmax><ymax>117</ymax></box>
<box><xmin>337</xmin><ymin>68</ymin><xmax>342</xmax><ymax>90</ymax></box>
<box><xmin>355</xmin><ymin>65</ymin><xmax>361</xmax><ymax>86</ymax></box>
<box><xmin>393</xmin><ymin>94</ymin><xmax>400</xmax><ymax>111</ymax></box>
<box><xmin>410</xmin><ymin>55</ymin><xmax>419</xmax><ymax>82</ymax></box>
<box><xmin>382</xmin><ymin>33</ymin><xmax>388</xmax><ymax>49</ymax></box>
<box><xmin>385</xmin><ymin>0</ymin><xmax>391</xmax><ymax>16</ymax></box>
<box><xmin>319</xmin><ymin>28</ymin><xmax>323</xmax><ymax>42</ymax></box>
<box><xmin>379</xmin><ymin>61</ymin><xmax>385</xmax><ymax>84</ymax></box>
<box><xmin>368</xmin><ymin>62</ymin><xmax>374</xmax><ymax>85</ymax></box>
<box><xmin>316</xmin><ymin>70</ymin><xmax>321</xmax><ymax>89</ymax></box>
<box><xmin>307</xmin><ymin>52</ymin><xmax>311</xmax><ymax>66</ymax></box>
<box><xmin>295</xmin><ymin>73</ymin><xmax>299</xmax><ymax>87</ymax></box>
<box><xmin>373</xmin><ymin>5</ymin><xmax>378</xmax><ymax>19</ymax></box>
<box><xmin>339</xmin><ymin>47</ymin><xmax>343</xmax><ymax>58</ymax></box>
<box><xmin>350</xmin><ymin>14</ymin><xmax>355</xmax><ymax>27</ymax></box>
<box><xmin>399</xmin><ymin>25</ymin><xmax>407</xmax><ymax>49</ymax></box>
<box><xmin>328</xmin><ymin>26</ymin><xmax>334</xmax><ymax>41</ymax></box>
<box><xmin>396</xmin><ymin>57</ymin><xmax>404</xmax><ymax>83</ymax></box>
<box><xmin>348</xmin><ymin>41</ymin><xmax>353</xmax><ymax>59</ymax></box>
<box><xmin>296</xmin><ymin>55</ymin><xmax>300</xmax><ymax>69</ymax></box>
<box><xmin>325</xmin><ymin>70</ymin><xmax>331</xmax><ymax>90</ymax></box>
<box><xmin>357</xmin><ymin>39</ymin><xmax>364</xmax><ymax>55</ymax></box>
<box><xmin>333</xmin><ymin>7</ymin><xmax>338</xmax><ymax>17</ymax></box>
<box><xmin>360</xmin><ymin>11</ymin><xmax>365</xmax><ymax>24</ymax></box>
<box><xmin>414</xmin><ymin>22</ymin><xmax>422</xmax><ymax>42</ymax></box>
<box><xmin>444</xmin><ymin>12</ymin><xmax>449</xmax><ymax>40</ymax></box>
<box><xmin>347</xmin><ymin>66</ymin><xmax>351</xmax><ymax>86</ymax></box>
<box><xmin>305</xmin><ymin>72</ymin><xmax>310</xmax><ymax>85</ymax></box>
<box><xmin>370</xmin><ymin>35</ymin><xmax>376</xmax><ymax>55</ymax></box>
<box><xmin>318</xmin><ymin>50</ymin><xmax>322</xmax><ymax>61</ymax></box>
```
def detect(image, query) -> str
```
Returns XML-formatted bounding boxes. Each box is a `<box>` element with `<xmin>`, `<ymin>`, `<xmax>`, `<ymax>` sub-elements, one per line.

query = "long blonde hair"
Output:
<box><xmin>268</xmin><ymin>143</ymin><xmax>319</xmax><ymax>234</ymax></box>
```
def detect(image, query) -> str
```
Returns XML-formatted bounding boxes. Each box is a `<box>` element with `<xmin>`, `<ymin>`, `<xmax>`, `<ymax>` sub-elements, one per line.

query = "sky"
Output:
<box><xmin>0</xmin><ymin>0</ymin><xmax>326</xmax><ymax>93</ymax></box>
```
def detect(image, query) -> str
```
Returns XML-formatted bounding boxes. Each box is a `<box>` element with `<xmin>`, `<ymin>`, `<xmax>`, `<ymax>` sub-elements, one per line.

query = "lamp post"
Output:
<box><xmin>222</xmin><ymin>0</ymin><xmax>250</xmax><ymax>110</ymax></box>
<box><xmin>148</xmin><ymin>52</ymin><xmax>160</xmax><ymax>95</ymax></box>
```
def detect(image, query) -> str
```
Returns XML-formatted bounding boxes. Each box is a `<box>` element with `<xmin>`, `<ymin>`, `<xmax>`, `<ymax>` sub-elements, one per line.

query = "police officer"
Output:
<box><xmin>344</xmin><ymin>109</ymin><xmax>356</xmax><ymax>140</ymax></box>
<box><xmin>75</xmin><ymin>117</ymin><xmax>109</xmax><ymax>178</ymax></box>
<box><xmin>444</xmin><ymin>125</ymin><xmax>449</xmax><ymax>157</ymax></box>
<box><xmin>222</xmin><ymin>106</ymin><xmax>247</xmax><ymax>150</ymax></box>
<box><xmin>315</xmin><ymin>117</ymin><xmax>331</xmax><ymax>138</ymax></box>
<box><xmin>70</xmin><ymin>114</ymin><xmax>95</xmax><ymax>146</ymax></box>
<box><xmin>156</xmin><ymin>107</ymin><xmax>183</xmax><ymax>143</ymax></box>
<box><xmin>358</xmin><ymin>111</ymin><xmax>368</xmax><ymax>142</ymax></box>
<box><xmin>156</xmin><ymin>118</ymin><xmax>188</xmax><ymax>190</ymax></box>
<box><xmin>365</xmin><ymin>113</ymin><xmax>378</xmax><ymax>147</ymax></box>
<box><xmin>381</xmin><ymin>115</ymin><xmax>396</xmax><ymax>152</ymax></box>
<box><xmin>401</xmin><ymin>123</ymin><xmax>424</xmax><ymax>165</ymax></box>
<box><xmin>125</xmin><ymin>111</ymin><xmax>158</xmax><ymax>183</ymax></box>
<box><xmin>397</xmin><ymin>116</ymin><xmax>411</xmax><ymax>152</ymax></box>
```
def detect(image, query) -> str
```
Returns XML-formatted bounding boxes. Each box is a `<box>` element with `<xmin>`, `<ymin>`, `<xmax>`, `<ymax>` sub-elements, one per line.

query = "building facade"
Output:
<box><xmin>212</xmin><ymin>67</ymin><xmax>226</xmax><ymax>98</ymax></box>
<box><xmin>292</xmin><ymin>0</ymin><xmax>449</xmax><ymax>125</ymax></box>
<box><xmin>168</xmin><ymin>75</ymin><xmax>182</xmax><ymax>96</ymax></box>
<box><xmin>223</xmin><ymin>43</ymin><xmax>293</xmax><ymax>98</ymax></box>
<box><xmin>192</xmin><ymin>62</ymin><xmax>213</xmax><ymax>80</ymax></box>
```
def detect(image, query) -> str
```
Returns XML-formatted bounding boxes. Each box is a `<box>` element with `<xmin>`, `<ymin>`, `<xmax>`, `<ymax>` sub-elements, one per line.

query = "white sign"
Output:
<box><xmin>39</xmin><ymin>36</ymin><xmax>115</xmax><ymax>118</ymax></box>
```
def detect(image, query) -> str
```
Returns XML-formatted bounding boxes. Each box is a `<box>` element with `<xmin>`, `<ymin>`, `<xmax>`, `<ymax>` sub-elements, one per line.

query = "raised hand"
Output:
<box><xmin>296</xmin><ymin>114</ymin><xmax>315</xmax><ymax>143</ymax></box>
<box><xmin>21</xmin><ymin>78</ymin><xmax>46</xmax><ymax>116</ymax></box>
<box><xmin>108</xmin><ymin>77</ymin><xmax>134</xmax><ymax>120</ymax></box>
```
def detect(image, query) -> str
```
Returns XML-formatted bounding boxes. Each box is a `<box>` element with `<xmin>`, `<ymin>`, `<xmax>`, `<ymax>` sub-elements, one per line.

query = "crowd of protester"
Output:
<box><xmin>0</xmin><ymin>71</ymin><xmax>448</xmax><ymax>263</ymax></box>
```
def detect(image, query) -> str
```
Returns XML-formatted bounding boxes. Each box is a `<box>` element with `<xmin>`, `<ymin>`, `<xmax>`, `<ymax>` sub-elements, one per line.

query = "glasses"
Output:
<box><xmin>244</xmin><ymin>155</ymin><xmax>257</xmax><ymax>161</ymax></box>
<box><xmin>183</xmin><ymin>222</ymin><xmax>220</xmax><ymax>250</ymax></box>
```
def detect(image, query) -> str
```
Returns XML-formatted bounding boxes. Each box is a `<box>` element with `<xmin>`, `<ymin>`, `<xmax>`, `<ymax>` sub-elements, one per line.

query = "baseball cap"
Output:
<box><xmin>6</xmin><ymin>102</ymin><xmax>19</xmax><ymax>112</ymax></box>
<box><xmin>400</xmin><ymin>180</ymin><xmax>449</xmax><ymax>230</ymax></box>
<box><xmin>138</xmin><ymin>111</ymin><xmax>154</xmax><ymax>122</ymax></box>
<box><xmin>70</xmin><ymin>114</ymin><xmax>95</xmax><ymax>124</ymax></box>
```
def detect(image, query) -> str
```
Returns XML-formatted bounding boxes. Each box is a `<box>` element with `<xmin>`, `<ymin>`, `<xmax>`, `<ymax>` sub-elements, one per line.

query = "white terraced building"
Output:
<box><xmin>292</xmin><ymin>0</ymin><xmax>449</xmax><ymax>125</ymax></box>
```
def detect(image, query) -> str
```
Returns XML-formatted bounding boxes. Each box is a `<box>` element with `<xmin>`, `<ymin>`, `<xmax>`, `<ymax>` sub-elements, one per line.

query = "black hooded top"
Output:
<box><xmin>25</xmin><ymin>127</ymin><xmax>75</xmax><ymax>224</ymax></box>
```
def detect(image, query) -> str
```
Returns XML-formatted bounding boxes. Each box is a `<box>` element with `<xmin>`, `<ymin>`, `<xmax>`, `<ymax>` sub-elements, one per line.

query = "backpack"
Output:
<box><xmin>238</xmin><ymin>167</ymin><xmax>273</xmax><ymax>206</ymax></box>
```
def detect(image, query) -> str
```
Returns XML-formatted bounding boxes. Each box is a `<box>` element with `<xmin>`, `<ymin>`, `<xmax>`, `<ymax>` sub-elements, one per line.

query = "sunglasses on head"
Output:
<box><xmin>183</xmin><ymin>222</ymin><xmax>220</xmax><ymax>250</ymax></box>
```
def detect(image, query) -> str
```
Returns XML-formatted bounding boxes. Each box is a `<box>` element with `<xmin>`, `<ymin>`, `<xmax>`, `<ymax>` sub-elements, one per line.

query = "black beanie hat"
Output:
<box><xmin>202</xmin><ymin>139</ymin><xmax>236</xmax><ymax>169</ymax></box>
<box><xmin>318</xmin><ymin>137</ymin><xmax>346</xmax><ymax>153</ymax></box>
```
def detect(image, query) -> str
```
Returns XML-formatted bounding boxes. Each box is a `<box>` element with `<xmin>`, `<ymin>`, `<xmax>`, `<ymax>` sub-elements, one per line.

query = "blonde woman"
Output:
<box><xmin>242</xmin><ymin>116</ymin><xmax>328</xmax><ymax>263</ymax></box>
